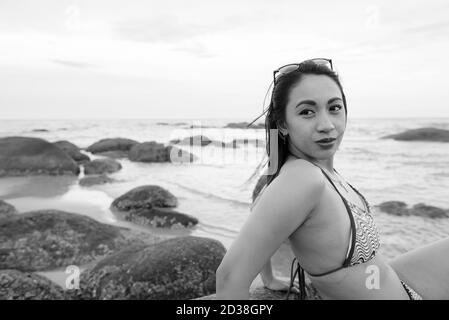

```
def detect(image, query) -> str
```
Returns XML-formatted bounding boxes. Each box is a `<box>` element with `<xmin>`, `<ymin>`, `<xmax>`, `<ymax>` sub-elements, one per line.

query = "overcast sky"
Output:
<box><xmin>1</xmin><ymin>0</ymin><xmax>449</xmax><ymax>119</ymax></box>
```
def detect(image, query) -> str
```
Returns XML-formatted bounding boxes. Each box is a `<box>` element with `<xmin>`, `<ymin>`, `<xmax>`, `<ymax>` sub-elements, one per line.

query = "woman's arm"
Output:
<box><xmin>216</xmin><ymin>161</ymin><xmax>325</xmax><ymax>299</ymax></box>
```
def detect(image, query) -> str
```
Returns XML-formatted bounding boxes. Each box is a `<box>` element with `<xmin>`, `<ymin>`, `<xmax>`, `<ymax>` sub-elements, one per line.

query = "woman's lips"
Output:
<box><xmin>316</xmin><ymin>138</ymin><xmax>336</xmax><ymax>148</ymax></box>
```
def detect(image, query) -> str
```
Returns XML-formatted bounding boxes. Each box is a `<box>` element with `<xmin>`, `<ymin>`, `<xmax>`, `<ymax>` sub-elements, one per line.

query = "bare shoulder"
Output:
<box><xmin>253</xmin><ymin>158</ymin><xmax>326</xmax><ymax>224</ymax></box>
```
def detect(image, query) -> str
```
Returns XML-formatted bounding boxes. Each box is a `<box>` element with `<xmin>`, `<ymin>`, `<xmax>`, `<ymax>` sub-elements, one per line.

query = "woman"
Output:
<box><xmin>216</xmin><ymin>58</ymin><xmax>449</xmax><ymax>300</ymax></box>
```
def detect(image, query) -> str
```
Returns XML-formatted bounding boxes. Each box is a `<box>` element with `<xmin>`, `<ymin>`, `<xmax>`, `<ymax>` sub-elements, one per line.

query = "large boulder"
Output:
<box><xmin>86</xmin><ymin>138</ymin><xmax>139</xmax><ymax>154</ymax></box>
<box><xmin>382</xmin><ymin>128</ymin><xmax>449</xmax><ymax>142</ymax></box>
<box><xmin>79</xmin><ymin>175</ymin><xmax>114</xmax><ymax>187</ymax></box>
<box><xmin>0</xmin><ymin>269</ymin><xmax>67</xmax><ymax>300</ymax></box>
<box><xmin>83</xmin><ymin>158</ymin><xmax>122</xmax><ymax>175</ymax></box>
<box><xmin>53</xmin><ymin>140</ymin><xmax>90</xmax><ymax>163</ymax></box>
<box><xmin>73</xmin><ymin>236</ymin><xmax>226</xmax><ymax>300</ymax></box>
<box><xmin>111</xmin><ymin>185</ymin><xmax>178</xmax><ymax>211</ymax></box>
<box><xmin>0</xmin><ymin>210</ymin><xmax>137</xmax><ymax>271</ymax></box>
<box><xmin>0</xmin><ymin>137</ymin><xmax>80</xmax><ymax>177</ymax></box>
<box><xmin>121</xmin><ymin>207</ymin><xmax>198</xmax><ymax>228</ymax></box>
<box><xmin>0</xmin><ymin>200</ymin><xmax>17</xmax><ymax>220</ymax></box>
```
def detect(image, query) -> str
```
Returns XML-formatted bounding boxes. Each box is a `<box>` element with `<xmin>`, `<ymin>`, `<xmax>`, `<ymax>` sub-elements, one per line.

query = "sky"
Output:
<box><xmin>1</xmin><ymin>0</ymin><xmax>449</xmax><ymax>119</ymax></box>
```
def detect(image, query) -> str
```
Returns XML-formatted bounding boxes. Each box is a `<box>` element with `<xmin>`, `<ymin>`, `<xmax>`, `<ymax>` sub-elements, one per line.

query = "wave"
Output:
<box><xmin>167</xmin><ymin>181</ymin><xmax>251</xmax><ymax>207</ymax></box>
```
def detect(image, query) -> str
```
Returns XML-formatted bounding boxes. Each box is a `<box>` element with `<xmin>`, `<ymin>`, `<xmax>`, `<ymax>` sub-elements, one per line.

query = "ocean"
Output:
<box><xmin>1</xmin><ymin>117</ymin><xmax>449</xmax><ymax>251</ymax></box>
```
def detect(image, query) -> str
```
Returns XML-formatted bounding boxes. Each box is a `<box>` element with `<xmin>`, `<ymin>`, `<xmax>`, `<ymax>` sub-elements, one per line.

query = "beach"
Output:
<box><xmin>1</xmin><ymin>117</ymin><xmax>449</xmax><ymax>298</ymax></box>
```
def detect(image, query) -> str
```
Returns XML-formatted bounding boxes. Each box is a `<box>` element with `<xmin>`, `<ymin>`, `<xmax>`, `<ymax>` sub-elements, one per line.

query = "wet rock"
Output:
<box><xmin>86</xmin><ymin>138</ymin><xmax>139</xmax><ymax>154</ymax></box>
<box><xmin>121</xmin><ymin>207</ymin><xmax>198</xmax><ymax>228</ymax></box>
<box><xmin>73</xmin><ymin>236</ymin><xmax>226</xmax><ymax>300</ymax></box>
<box><xmin>410</xmin><ymin>203</ymin><xmax>448</xmax><ymax>218</ymax></box>
<box><xmin>0</xmin><ymin>137</ymin><xmax>79</xmax><ymax>177</ymax></box>
<box><xmin>377</xmin><ymin>201</ymin><xmax>410</xmax><ymax>216</ymax></box>
<box><xmin>224</xmin><ymin>122</ymin><xmax>265</xmax><ymax>129</ymax></box>
<box><xmin>111</xmin><ymin>185</ymin><xmax>178</xmax><ymax>211</ymax></box>
<box><xmin>79</xmin><ymin>175</ymin><xmax>114</xmax><ymax>187</ymax></box>
<box><xmin>0</xmin><ymin>200</ymin><xmax>17</xmax><ymax>220</ymax></box>
<box><xmin>376</xmin><ymin>201</ymin><xmax>448</xmax><ymax>219</ymax></box>
<box><xmin>175</xmin><ymin>135</ymin><xmax>213</xmax><ymax>147</ymax></box>
<box><xmin>0</xmin><ymin>269</ymin><xmax>67</xmax><ymax>300</ymax></box>
<box><xmin>0</xmin><ymin>210</ymin><xmax>134</xmax><ymax>271</ymax></box>
<box><xmin>53</xmin><ymin>140</ymin><xmax>90</xmax><ymax>163</ymax></box>
<box><xmin>382</xmin><ymin>128</ymin><xmax>449</xmax><ymax>142</ymax></box>
<box><xmin>129</xmin><ymin>142</ymin><xmax>169</xmax><ymax>162</ymax></box>
<box><xmin>197</xmin><ymin>279</ymin><xmax>321</xmax><ymax>300</ymax></box>
<box><xmin>84</xmin><ymin>158</ymin><xmax>122</xmax><ymax>175</ymax></box>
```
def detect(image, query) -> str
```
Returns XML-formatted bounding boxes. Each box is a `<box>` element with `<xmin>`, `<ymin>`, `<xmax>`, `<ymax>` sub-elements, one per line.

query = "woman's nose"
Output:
<box><xmin>316</xmin><ymin>113</ymin><xmax>335</xmax><ymax>132</ymax></box>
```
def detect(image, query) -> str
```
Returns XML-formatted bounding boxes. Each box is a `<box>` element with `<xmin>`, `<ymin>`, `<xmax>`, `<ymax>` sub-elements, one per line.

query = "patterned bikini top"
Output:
<box><xmin>285</xmin><ymin>157</ymin><xmax>381</xmax><ymax>299</ymax></box>
<box><xmin>293</xmin><ymin>158</ymin><xmax>381</xmax><ymax>277</ymax></box>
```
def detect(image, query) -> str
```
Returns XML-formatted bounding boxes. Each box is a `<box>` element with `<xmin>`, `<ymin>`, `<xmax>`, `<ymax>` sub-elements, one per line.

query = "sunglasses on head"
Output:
<box><xmin>247</xmin><ymin>58</ymin><xmax>334</xmax><ymax>128</ymax></box>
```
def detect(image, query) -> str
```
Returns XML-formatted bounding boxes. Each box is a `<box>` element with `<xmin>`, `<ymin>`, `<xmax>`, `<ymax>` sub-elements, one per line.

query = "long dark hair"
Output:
<box><xmin>249</xmin><ymin>61</ymin><xmax>348</xmax><ymax>200</ymax></box>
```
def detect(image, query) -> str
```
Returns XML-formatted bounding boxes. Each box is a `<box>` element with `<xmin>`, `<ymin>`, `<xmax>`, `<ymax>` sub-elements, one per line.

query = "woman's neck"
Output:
<box><xmin>287</xmin><ymin>147</ymin><xmax>335</xmax><ymax>173</ymax></box>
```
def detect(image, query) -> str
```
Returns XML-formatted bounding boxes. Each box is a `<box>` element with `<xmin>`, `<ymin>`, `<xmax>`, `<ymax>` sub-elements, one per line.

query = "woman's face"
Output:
<box><xmin>281</xmin><ymin>74</ymin><xmax>346</xmax><ymax>161</ymax></box>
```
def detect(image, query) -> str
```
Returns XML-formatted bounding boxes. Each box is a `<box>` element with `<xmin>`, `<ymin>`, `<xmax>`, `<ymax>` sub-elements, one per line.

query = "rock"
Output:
<box><xmin>223</xmin><ymin>122</ymin><xmax>265</xmax><ymax>129</ymax></box>
<box><xmin>197</xmin><ymin>278</ymin><xmax>321</xmax><ymax>300</ymax></box>
<box><xmin>0</xmin><ymin>137</ymin><xmax>80</xmax><ymax>177</ymax></box>
<box><xmin>0</xmin><ymin>210</ymin><xmax>135</xmax><ymax>271</ymax></box>
<box><xmin>252</xmin><ymin>175</ymin><xmax>268</xmax><ymax>202</ymax></box>
<box><xmin>377</xmin><ymin>201</ymin><xmax>410</xmax><ymax>216</ymax></box>
<box><xmin>73</xmin><ymin>236</ymin><xmax>226</xmax><ymax>300</ymax></box>
<box><xmin>84</xmin><ymin>158</ymin><xmax>122</xmax><ymax>175</ymax></box>
<box><xmin>409</xmin><ymin>203</ymin><xmax>448</xmax><ymax>219</ymax></box>
<box><xmin>156</xmin><ymin>122</ymin><xmax>170</xmax><ymax>125</ymax></box>
<box><xmin>0</xmin><ymin>269</ymin><xmax>67</xmax><ymax>300</ymax></box>
<box><xmin>121</xmin><ymin>207</ymin><xmax>198</xmax><ymax>228</ymax></box>
<box><xmin>0</xmin><ymin>200</ymin><xmax>18</xmax><ymax>220</ymax></box>
<box><xmin>166</xmin><ymin>146</ymin><xmax>197</xmax><ymax>163</ymax></box>
<box><xmin>111</xmin><ymin>185</ymin><xmax>178</xmax><ymax>211</ymax></box>
<box><xmin>79</xmin><ymin>175</ymin><xmax>114</xmax><ymax>187</ymax></box>
<box><xmin>95</xmin><ymin>150</ymin><xmax>129</xmax><ymax>159</ymax></box>
<box><xmin>31</xmin><ymin>129</ymin><xmax>49</xmax><ymax>132</ymax></box>
<box><xmin>86</xmin><ymin>138</ymin><xmax>139</xmax><ymax>154</ymax></box>
<box><xmin>53</xmin><ymin>140</ymin><xmax>90</xmax><ymax>163</ymax></box>
<box><xmin>175</xmin><ymin>135</ymin><xmax>213</xmax><ymax>147</ymax></box>
<box><xmin>129</xmin><ymin>142</ymin><xmax>169</xmax><ymax>162</ymax></box>
<box><xmin>174</xmin><ymin>122</ymin><xmax>187</xmax><ymax>126</ymax></box>
<box><xmin>382</xmin><ymin>128</ymin><xmax>449</xmax><ymax>142</ymax></box>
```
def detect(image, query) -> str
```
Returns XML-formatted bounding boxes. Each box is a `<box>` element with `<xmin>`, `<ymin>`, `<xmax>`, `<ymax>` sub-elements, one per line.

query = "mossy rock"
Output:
<box><xmin>0</xmin><ymin>210</ymin><xmax>132</xmax><ymax>271</ymax></box>
<box><xmin>111</xmin><ymin>185</ymin><xmax>178</xmax><ymax>211</ymax></box>
<box><xmin>0</xmin><ymin>269</ymin><xmax>67</xmax><ymax>300</ymax></box>
<box><xmin>73</xmin><ymin>236</ymin><xmax>226</xmax><ymax>300</ymax></box>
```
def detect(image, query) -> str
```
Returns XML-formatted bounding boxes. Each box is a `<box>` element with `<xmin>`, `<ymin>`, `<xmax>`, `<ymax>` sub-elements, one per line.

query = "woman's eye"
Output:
<box><xmin>330</xmin><ymin>105</ymin><xmax>343</xmax><ymax>112</ymax></box>
<box><xmin>299</xmin><ymin>109</ymin><xmax>314</xmax><ymax>116</ymax></box>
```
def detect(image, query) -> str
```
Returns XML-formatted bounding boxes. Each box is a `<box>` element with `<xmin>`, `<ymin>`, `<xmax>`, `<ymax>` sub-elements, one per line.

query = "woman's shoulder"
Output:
<box><xmin>279</xmin><ymin>157</ymin><xmax>326</xmax><ymax>185</ymax></box>
<box><xmin>252</xmin><ymin>158</ymin><xmax>326</xmax><ymax>215</ymax></box>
